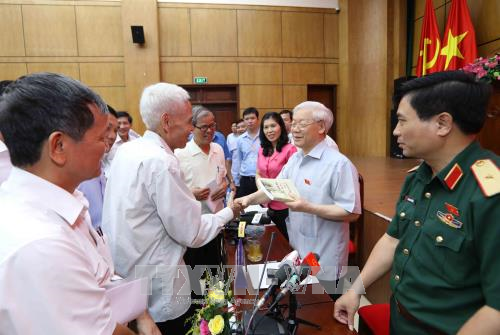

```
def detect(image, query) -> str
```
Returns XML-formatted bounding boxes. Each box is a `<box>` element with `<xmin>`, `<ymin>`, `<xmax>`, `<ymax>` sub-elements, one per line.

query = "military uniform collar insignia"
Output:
<box><xmin>443</xmin><ymin>163</ymin><xmax>463</xmax><ymax>191</ymax></box>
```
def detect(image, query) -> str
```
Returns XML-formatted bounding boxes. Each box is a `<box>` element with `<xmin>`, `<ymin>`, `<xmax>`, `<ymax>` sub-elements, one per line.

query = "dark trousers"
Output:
<box><xmin>156</xmin><ymin>301</ymin><xmax>198</xmax><ymax>335</ymax></box>
<box><xmin>236</xmin><ymin>176</ymin><xmax>257</xmax><ymax>198</ymax></box>
<box><xmin>267</xmin><ymin>208</ymin><xmax>289</xmax><ymax>241</ymax></box>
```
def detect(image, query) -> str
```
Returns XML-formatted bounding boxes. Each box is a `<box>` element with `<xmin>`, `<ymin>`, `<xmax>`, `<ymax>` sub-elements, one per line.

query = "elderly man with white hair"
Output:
<box><xmin>236</xmin><ymin>101</ymin><xmax>361</xmax><ymax>299</ymax></box>
<box><xmin>102</xmin><ymin>83</ymin><xmax>241</xmax><ymax>334</ymax></box>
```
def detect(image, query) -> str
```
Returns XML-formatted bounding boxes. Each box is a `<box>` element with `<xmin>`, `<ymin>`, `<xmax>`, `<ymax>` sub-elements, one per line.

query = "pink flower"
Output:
<box><xmin>200</xmin><ymin>319</ymin><xmax>210</xmax><ymax>335</ymax></box>
<box><xmin>489</xmin><ymin>62</ymin><xmax>498</xmax><ymax>69</ymax></box>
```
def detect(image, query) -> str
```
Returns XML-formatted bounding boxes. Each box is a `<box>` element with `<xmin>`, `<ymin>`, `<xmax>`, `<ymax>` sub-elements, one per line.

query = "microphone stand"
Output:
<box><xmin>287</xmin><ymin>293</ymin><xmax>321</xmax><ymax>334</ymax></box>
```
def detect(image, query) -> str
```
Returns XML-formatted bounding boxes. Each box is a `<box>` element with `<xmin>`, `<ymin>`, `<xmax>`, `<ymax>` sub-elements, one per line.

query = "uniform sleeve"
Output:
<box><xmin>472</xmin><ymin>194</ymin><xmax>500</xmax><ymax>310</ymax></box>
<box><xmin>3</xmin><ymin>238</ymin><xmax>116</xmax><ymax>335</ymax></box>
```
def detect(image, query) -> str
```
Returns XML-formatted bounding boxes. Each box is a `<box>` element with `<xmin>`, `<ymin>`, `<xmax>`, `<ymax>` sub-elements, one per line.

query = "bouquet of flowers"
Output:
<box><xmin>187</xmin><ymin>278</ymin><xmax>238</xmax><ymax>335</ymax></box>
<box><xmin>462</xmin><ymin>54</ymin><xmax>500</xmax><ymax>83</ymax></box>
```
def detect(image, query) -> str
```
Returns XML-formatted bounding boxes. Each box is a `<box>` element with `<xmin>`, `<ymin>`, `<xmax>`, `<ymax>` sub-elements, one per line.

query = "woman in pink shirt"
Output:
<box><xmin>257</xmin><ymin>112</ymin><xmax>297</xmax><ymax>240</ymax></box>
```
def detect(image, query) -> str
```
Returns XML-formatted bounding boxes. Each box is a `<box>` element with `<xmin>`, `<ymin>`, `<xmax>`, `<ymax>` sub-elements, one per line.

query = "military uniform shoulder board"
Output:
<box><xmin>407</xmin><ymin>165</ymin><xmax>420</xmax><ymax>173</ymax></box>
<box><xmin>470</xmin><ymin>159</ymin><xmax>500</xmax><ymax>197</ymax></box>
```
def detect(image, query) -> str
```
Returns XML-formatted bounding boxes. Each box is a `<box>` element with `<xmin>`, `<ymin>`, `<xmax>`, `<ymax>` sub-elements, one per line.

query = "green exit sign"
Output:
<box><xmin>194</xmin><ymin>76</ymin><xmax>208</xmax><ymax>84</ymax></box>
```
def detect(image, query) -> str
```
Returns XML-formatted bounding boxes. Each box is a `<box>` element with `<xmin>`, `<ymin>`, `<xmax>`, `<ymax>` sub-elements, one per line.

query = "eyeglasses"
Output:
<box><xmin>290</xmin><ymin>120</ymin><xmax>320</xmax><ymax>130</ymax></box>
<box><xmin>194</xmin><ymin>122</ymin><xmax>217</xmax><ymax>132</ymax></box>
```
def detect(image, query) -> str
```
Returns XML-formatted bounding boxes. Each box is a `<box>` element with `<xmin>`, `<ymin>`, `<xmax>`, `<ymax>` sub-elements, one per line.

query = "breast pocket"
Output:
<box><xmin>420</xmin><ymin>219</ymin><xmax>468</xmax><ymax>284</ymax></box>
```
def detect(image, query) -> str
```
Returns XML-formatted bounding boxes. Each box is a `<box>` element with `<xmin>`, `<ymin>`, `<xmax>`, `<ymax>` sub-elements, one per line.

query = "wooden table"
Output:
<box><xmin>225</xmin><ymin>226</ymin><xmax>357</xmax><ymax>335</ymax></box>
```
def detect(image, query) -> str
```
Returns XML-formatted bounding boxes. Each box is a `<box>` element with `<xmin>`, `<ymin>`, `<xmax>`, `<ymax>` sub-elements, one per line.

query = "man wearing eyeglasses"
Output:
<box><xmin>175</xmin><ymin>105</ymin><xmax>228</xmax><ymax>213</ymax></box>
<box><xmin>235</xmin><ymin>101</ymin><xmax>361</xmax><ymax>298</ymax></box>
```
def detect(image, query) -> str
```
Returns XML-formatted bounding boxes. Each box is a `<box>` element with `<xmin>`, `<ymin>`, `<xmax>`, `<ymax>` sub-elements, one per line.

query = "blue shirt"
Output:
<box><xmin>213</xmin><ymin>131</ymin><xmax>230</xmax><ymax>160</ymax></box>
<box><xmin>233</xmin><ymin>131</ymin><xmax>260</xmax><ymax>178</ymax></box>
<box><xmin>278</xmin><ymin>139</ymin><xmax>361</xmax><ymax>280</ymax></box>
<box><xmin>78</xmin><ymin>172</ymin><xmax>106</xmax><ymax>229</ymax></box>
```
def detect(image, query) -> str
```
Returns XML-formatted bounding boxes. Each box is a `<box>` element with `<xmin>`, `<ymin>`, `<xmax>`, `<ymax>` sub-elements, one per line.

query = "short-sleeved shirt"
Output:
<box><xmin>257</xmin><ymin>143</ymin><xmax>297</xmax><ymax>210</ymax></box>
<box><xmin>0</xmin><ymin>168</ymin><xmax>115</xmax><ymax>334</ymax></box>
<box><xmin>175</xmin><ymin>140</ymin><xmax>227</xmax><ymax>213</ymax></box>
<box><xmin>387</xmin><ymin>141</ymin><xmax>500</xmax><ymax>334</ymax></box>
<box><xmin>278</xmin><ymin>139</ymin><xmax>361</xmax><ymax>280</ymax></box>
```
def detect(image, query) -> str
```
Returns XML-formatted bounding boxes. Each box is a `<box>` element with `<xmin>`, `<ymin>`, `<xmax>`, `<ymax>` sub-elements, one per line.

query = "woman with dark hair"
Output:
<box><xmin>256</xmin><ymin>112</ymin><xmax>297</xmax><ymax>240</ymax></box>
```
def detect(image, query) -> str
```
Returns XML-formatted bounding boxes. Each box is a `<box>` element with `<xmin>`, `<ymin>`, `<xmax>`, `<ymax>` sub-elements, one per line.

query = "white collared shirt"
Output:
<box><xmin>104</xmin><ymin>130</ymin><xmax>141</xmax><ymax>173</ymax></box>
<box><xmin>0</xmin><ymin>168</ymin><xmax>115</xmax><ymax>335</ymax></box>
<box><xmin>175</xmin><ymin>140</ymin><xmax>227</xmax><ymax>214</ymax></box>
<box><xmin>278</xmin><ymin>139</ymin><xmax>360</xmax><ymax>280</ymax></box>
<box><xmin>102</xmin><ymin>130</ymin><xmax>233</xmax><ymax>322</ymax></box>
<box><xmin>0</xmin><ymin>141</ymin><xmax>12</xmax><ymax>184</ymax></box>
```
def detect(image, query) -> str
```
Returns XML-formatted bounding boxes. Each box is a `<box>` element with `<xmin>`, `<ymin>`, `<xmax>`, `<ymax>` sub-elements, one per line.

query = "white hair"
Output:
<box><xmin>139</xmin><ymin>82</ymin><xmax>190</xmax><ymax>130</ymax></box>
<box><xmin>292</xmin><ymin>101</ymin><xmax>334</xmax><ymax>133</ymax></box>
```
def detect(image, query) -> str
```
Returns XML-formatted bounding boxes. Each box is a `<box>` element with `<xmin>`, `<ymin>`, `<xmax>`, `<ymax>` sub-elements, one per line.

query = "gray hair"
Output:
<box><xmin>139</xmin><ymin>82</ymin><xmax>190</xmax><ymax>130</ymax></box>
<box><xmin>192</xmin><ymin>105</ymin><xmax>213</xmax><ymax>126</ymax></box>
<box><xmin>293</xmin><ymin>101</ymin><xmax>334</xmax><ymax>133</ymax></box>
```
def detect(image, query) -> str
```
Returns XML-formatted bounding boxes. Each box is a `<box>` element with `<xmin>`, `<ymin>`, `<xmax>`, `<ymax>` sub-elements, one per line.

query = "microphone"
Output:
<box><xmin>267</xmin><ymin>253</ymin><xmax>321</xmax><ymax>311</ymax></box>
<box><xmin>278</xmin><ymin>250</ymin><xmax>300</xmax><ymax>269</ymax></box>
<box><xmin>253</xmin><ymin>263</ymin><xmax>292</xmax><ymax>311</ymax></box>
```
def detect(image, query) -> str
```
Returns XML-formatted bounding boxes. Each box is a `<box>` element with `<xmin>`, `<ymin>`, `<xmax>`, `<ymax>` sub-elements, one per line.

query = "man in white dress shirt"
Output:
<box><xmin>0</xmin><ymin>73</ymin><xmax>134</xmax><ymax>335</ymax></box>
<box><xmin>102</xmin><ymin>83</ymin><xmax>241</xmax><ymax>335</ymax></box>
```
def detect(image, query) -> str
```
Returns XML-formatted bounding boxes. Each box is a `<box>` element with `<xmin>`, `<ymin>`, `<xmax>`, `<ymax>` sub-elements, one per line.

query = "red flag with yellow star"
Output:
<box><xmin>416</xmin><ymin>0</ymin><xmax>441</xmax><ymax>77</ymax></box>
<box><xmin>437</xmin><ymin>0</ymin><xmax>477</xmax><ymax>71</ymax></box>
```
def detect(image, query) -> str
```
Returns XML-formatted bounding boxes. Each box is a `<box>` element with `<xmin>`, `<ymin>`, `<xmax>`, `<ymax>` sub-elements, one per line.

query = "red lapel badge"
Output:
<box><xmin>444</xmin><ymin>163</ymin><xmax>463</xmax><ymax>190</ymax></box>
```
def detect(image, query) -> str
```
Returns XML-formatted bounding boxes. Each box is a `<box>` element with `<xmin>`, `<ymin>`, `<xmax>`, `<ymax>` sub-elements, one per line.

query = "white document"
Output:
<box><xmin>244</xmin><ymin>204</ymin><xmax>268</xmax><ymax>214</ymax></box>
<box><xmin>104</xmin><ymin>277</ymin><xmax>148</xmax><ymax>324</ymax></box>
<box><xmin>246</xmin><ymin>262</ymin><xmax>319</xmax><ymax>290</ymax></box>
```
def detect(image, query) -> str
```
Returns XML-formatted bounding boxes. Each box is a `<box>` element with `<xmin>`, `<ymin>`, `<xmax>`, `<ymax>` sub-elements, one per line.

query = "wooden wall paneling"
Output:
<box><xmin>160</xmin><ymin>62</ymin><xmax>193</xmax><ymax>84</ymax></box>
<box><xmin>347</xmin><ymin>0</ymin><xmax>388</xmax><ymax>156</ymax></box>
<box><xmin>91</xmin><ymin>86</ymin><xmax>127</xmax><ymax>111</ymax></box>
<box><xmin>282</xmin><ymin>12</ymin><xmax>324</xmax><ymax>57</ymax></box>
<box><xmin>240</xmin><ymin>84</ymin><xmax>282</xmax><ymax>110</ymax></box>
<box><xmin>325</xmin><ymin>63</ymin><xmax>339</xmax><ymax>84</ymax></box>
<box><xmin>27</xmin><ymin>63</ymin><xmax>80</xmax><ymax>80</ymax></box>
<box><xmin>158</xmin><ymin>8</ymin><xmax>191</xmax><ymax>56</ymax></box>
<box><xmin>190</xmin><ymin>9</ymin><xmax>237</xmax><ymax>56</ymax></box>
<box><xmin>22</xmin><ymin>5</ymin><xmax>78</xmax><ymax>56</ymax></box>
<box><xmin>79</xmin><ymin>62</ymin><xmax>124</xmax><ymax>87</ymax></box>
<box><xmin>0</xmin><ymin>5</ymin><xmax>25</xmax><ymax>56</ymax></box>
<box><xmin>337</xmin><ymin>0</ymin><xmax>349</xmax><ymax>153</ymax></box>
<box><xmin>478</xmin><ymin>39</ymin><xmax>500</xmax><ymax>58</ymax></box>
<box><xmin>239</xmin><ymin>62</ymin><xmax>282</xmax><ymax>84</ymax></box>
<box><xmin>283</xmin><ymin>85</ymin><xmax>306</xmax><ymax>109</ymax></box>
<box><xmin>192</xmin><ymin>62</ymin><xmax>238</xmax><ymax>84</ymax></box>
<box><xmin>324</xmin><ymin>13</ymin><xmax>339</xmax><ymax>59</ymax></box>
<box><xmin>0</xmin><ymin>63</ymin><xmax>27</xmax><ymax>80</ymax></box>
<box><xmin>414</xmin><ymin>0</ymin><xmax>445</xmax><ymax>19</ymax></box>
<box><xmin>76</xmin><ymin>6</ymin><xmax>123</xmax><ymax>56</ymax></box>
<box><xmin>121</xmin><ymin>0</ymin><xmax>160</xmax><ymax>134</ymax></box>
<box><xmin>283</xmin><ymin>63</ymin><xmax>324</xmax><ymax>84</ymax></box>
<box><xmin>467</xmin><ymin>0</ymin><xmax>499</xmax><ymax>46</ymax></box>
<box><xmin>237</xmin><ymin>10</ymin><xmax>282</xmax><ymax>57</ymax></box>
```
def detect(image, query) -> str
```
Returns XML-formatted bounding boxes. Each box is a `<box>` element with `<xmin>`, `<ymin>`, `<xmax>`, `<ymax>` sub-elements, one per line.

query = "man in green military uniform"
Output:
<box><xmin>333</xmin><ymin>71</ymin><xmax>500</xmax><ymax>334</ymax></box>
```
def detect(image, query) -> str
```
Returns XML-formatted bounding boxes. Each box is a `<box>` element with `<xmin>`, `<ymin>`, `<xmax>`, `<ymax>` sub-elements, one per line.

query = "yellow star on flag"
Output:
<box><xmin>440</xmin><ymin>29</ymin><xmax>468</xmax><ymax>70</ymax></box>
